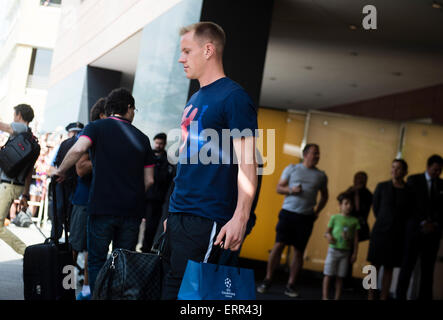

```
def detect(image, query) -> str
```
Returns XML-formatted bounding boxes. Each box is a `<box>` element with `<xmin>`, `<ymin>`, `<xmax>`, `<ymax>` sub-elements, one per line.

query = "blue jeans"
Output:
<box><xmin>87</xmin><ymin>215</ymin><xmax>141</xmax><ymax>293</ymax></box>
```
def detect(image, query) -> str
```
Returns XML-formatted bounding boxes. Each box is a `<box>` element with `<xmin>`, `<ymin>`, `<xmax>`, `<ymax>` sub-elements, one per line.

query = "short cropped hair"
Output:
<box><xmin>154</xmin><ymin>133</ymin><xmax>167</xmax><ymax>141</ymax></box>
<box><xmin>393</xmin><ymin>158</ymin><xmax>408</xmax><ymax>172</ymax></box>
<box><xmin>337</xmin><ymin>191</ymin><xmax>354</xmax><ymax>205</ymax></box>
<box><xmin>427</xmin><ymin>154</ymin><xmax>443</xmax><ymax>167</ymax></box>
<box><xmin>90</xmin><ymin>98</ymin><xmax>107</xmax><ymax>121</ymax></box>
<box><xmin>354</xmin><ymin>171</ymin><xmax>368</xmax><ymax>183</ymax></box>
<box><xmin>14</xmin><ymin>104</ymin><xmax>34</xmax><ymax>123</ymax></box>
<box><xmin>303</xmin><ymin>143</ymin><xmax>319</xmax><ymax>156</ymax></box>
<box><xmin>105</xmin><ymin>88</ymin><xmax>134</xmax><ymax>116</ymax></box>
<box><xmin>179</xmin><ymin>21</ymin><xmax>226</xmax><ymax>56</ymax></box>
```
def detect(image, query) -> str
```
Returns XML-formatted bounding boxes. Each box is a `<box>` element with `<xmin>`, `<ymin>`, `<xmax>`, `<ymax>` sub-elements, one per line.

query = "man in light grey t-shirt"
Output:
<box><xmin>280</xmin><ymin>162</ymin><xmax>328</xmax><ymax>215</ymax></box>
<box><xmin>257</xmin><ymin>144</ymin><xmax>329</xmax><ymax>298</ymax></box>
<box><xmin>0</xmin><ymin>104</ymin><xmax>35</xmax><ymax>255</ymax></box>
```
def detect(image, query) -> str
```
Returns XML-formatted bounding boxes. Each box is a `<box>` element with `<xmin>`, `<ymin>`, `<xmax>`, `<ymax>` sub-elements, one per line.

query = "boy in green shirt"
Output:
<box><xmin>322</xmin><ymin>192</ymin><xmax>360</xmax><ymax>300</ymax></box>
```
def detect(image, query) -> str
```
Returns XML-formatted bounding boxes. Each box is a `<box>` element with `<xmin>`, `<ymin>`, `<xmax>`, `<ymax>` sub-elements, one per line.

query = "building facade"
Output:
<box><xmin>0</xmin><ymin>0</ymin><xmax>61</xmax><ymax>131</ymax></box>
<box><xmin>42</xmin><ymin>0</ymin><xmax>272</xmax><ymax>139</ymax></box>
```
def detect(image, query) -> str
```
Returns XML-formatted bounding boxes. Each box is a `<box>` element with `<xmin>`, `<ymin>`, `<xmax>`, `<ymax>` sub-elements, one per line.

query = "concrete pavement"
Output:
<box><xmin>0</xmin><ymin>221</ymin><xmax>51</xmax><ymax>300</ymax></box>
<box><xmin>0</xmin><ymin>221</ymin><xmax>368</xmax><ymax>300</ymax></box>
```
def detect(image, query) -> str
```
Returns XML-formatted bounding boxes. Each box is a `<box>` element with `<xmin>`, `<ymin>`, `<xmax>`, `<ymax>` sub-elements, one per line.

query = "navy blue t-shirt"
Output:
<box><xmin>81</xmin><ymin>116</ymin><xmax>155</xmax><ymax>217</ymax></box>
<box><xmin>169</xmin><ymin>77</ymin><xmax>258</xmax><ymax>224</ymax></box>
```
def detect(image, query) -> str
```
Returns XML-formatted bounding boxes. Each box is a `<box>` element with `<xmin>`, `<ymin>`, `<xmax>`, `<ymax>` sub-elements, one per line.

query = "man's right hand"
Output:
<box><xmin>326</xmin><ymin>233</ymin><xmax>336</xmax><ymax>244</ymax></box>
<box><xmin>53</xmin><ymin>169</ymin><xmax>66</xmax><ymax>183</ymax></box>
<box><xmin>19</xmin><ymin>197</ymin><xmax>29</xmax><ymax>212</ymax></box>
<box><xmin>290</xmin><ymin>185</ymin><xmax>302</xmax><ymax>195</ymax></box>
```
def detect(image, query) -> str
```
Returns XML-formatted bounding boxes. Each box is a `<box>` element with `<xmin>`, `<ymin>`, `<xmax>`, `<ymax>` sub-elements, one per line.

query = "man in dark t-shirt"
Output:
<box><xmin>51</xmin><ymin>121</ymin><xmax>84</xmax><ymax>241</ymax></box>
<box><xmin>55</xmin><ymin>88</ymin><xmax>155</xmax><ymax>293</ymax></box>
<box><xmin>162</xmin><ymin>22</ymin><xmax>258</xmax><ymax>300</ymax></box>
<box><xmin>141</xmin><ymin>132</ymin><xmax>174</xmax><ymax>253</ymax></box>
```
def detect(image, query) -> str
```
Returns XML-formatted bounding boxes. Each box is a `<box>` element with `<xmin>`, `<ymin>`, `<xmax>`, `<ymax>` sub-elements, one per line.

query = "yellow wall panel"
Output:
<box><xmin>303</xmin><ymin>112</ymin><xmax>401</xmax><ymax>277</ymax></box>
<box><xmin>240</xmin><ymin>108</ymin><xmax>306</xmax><ymax>261</ymax></box>
<box><xmin>241</xmin><ymin>111</ymin><xmax>441</xmax><ymax>282</ymax></box>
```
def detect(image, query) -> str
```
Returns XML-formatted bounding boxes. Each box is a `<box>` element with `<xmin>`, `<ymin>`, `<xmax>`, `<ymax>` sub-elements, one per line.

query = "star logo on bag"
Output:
<box><xmin>224</xmin><ymin>278</ymin><xmax>232</xmax><ymax>289</ymax></box>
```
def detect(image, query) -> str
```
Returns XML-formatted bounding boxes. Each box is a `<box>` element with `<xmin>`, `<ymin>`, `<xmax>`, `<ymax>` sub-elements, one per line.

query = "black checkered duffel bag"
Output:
<box><xmin>92</xmin><ymin>233</ymin><xmax>165</xmax><ymax>300</ymax></box>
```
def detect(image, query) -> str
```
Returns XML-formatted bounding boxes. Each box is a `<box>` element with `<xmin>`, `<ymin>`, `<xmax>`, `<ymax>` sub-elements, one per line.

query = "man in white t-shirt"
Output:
<box><xmin>257</xmin><ymin>144</ymin><xmax>329</xmax><ymax>298</ymax></box>
<box><xmin>0</xmin><ymin>104</ymin><xmax>36</xmax><ymax>255</ymax></box>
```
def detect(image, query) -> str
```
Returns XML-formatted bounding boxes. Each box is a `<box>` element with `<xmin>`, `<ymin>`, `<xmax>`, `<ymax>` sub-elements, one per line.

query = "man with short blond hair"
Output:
<box><xmin>179</xmin><ymin>21</ymin><xmax>226</xmax><ymax>56</ymax></box>
<box><xmin>162</xmin><ymin>22</ymin><xmax>258</xmax><ymax>299</ymax></box>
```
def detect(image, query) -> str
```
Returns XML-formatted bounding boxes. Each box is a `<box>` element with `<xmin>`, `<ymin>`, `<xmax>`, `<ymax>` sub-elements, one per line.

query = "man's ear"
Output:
<box><xmin>204</xmin><ymin>43</ymin><xmax>216</xmax><ymax>59</ymax></box>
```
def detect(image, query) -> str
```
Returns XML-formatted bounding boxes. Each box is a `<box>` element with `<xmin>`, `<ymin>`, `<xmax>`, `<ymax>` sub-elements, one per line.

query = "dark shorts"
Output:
<box><xmin>161</xmin><ymin>212</ymin><xmax>227</xmax><ymax>300</ymax></box>
<box><xmin>275</xmin><ymin>209</ymin><xmax>316</xmax><ymax>252</ymax></box>
<box><xmin>69</xmin><ymin>205</ymin><xmax>88</xmax><ymax>252</ymax></box>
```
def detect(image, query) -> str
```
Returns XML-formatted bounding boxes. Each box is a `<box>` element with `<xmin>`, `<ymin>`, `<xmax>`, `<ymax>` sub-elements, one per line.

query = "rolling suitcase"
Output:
<box><xmin>23</xmin><ymin>178</ymin><xmax>76</xmax><ymax>300</ymax></box>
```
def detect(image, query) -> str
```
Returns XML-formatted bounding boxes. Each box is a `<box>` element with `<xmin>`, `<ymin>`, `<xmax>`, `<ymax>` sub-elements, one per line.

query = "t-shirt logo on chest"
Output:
<box><xmin>179</xmin><ymin>104</ymin><xmax>208</xmax><ymax>155</ymax></box>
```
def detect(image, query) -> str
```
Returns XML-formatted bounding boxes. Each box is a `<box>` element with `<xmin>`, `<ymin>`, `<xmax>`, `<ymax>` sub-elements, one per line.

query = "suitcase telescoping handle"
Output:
<box><xmin>49</xmin><ymin>176</ymin><xmax>70</xmax><ymax>246</ymax></box>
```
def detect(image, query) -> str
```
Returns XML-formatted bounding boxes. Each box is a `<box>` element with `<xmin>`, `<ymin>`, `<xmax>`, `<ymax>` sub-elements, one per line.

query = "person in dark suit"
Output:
<box><xmin>367</xmin><ymin>159</ymin><xmax>414</xmax><ymax>300</ymax></box>
<box><xmin>396</xmin><ymin>154</ymin><xmax>443</xmax><ymax>300</ymax></box>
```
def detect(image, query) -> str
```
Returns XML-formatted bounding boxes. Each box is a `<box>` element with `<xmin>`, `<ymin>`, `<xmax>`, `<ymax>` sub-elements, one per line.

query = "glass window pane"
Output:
<box><xmin>40</xmin><ymin>0</ymin><xmax>62</xmax><ymax>7</ymax></box>
<box><xmin>31</xmin><ymin>48</ymin><xmax>53</xmax><ymax>77</ymax></box>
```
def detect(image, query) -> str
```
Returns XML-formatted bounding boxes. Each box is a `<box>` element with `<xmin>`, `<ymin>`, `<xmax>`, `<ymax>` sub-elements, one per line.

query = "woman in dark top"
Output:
<box><xmin>343</xmin><ymin>171</ymin><xmax>373</xmax><ymax>288</ymax></box>
<box><xmin>367</xmin><ymin>159</ymin><xmax>413</xmax><ymax>300</ymax></box>
<box><xmin>347</xmin><ymin>171</ymin><xmax>373</xmax><ymax>242</ymax></box>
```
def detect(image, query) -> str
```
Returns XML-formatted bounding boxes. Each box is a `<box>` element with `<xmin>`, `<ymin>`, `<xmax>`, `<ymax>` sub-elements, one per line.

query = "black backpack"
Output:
<box><xmin>0</xmin><ymin>129</ymin><xmax>41</xmax><ymax>179</ymax></box>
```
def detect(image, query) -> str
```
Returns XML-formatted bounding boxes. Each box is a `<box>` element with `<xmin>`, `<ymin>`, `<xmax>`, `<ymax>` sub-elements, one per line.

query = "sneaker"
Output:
<box><xmin>284</xmin><ymin>284</ymin><xmax>299</xmax><ymax>298</ymax></box>
<box><xmin>76</xmin><ymin>292</ymin><xmax>91</xmax><ymax>300</ymax></box>
<box><xmin>257</xmin><ymin>279</ymin><xmax>271</xmax><ymax>294</ymax></box>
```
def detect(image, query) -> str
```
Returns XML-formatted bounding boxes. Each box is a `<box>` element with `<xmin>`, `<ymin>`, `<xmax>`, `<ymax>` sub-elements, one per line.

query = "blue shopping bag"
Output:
<box><xmin>177</xmin><ymin>260</ymin><xmax>256</xmax><ymax>300</ymax></box>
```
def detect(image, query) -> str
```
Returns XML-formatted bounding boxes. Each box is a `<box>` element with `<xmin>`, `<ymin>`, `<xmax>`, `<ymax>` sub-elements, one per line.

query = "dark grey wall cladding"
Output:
<box><xmin>188</xmin><ymin>0</ymin><xmax>275</xmax><ymax>106</ymax></box>
<box><xmin>86</xmin><ymin>66</ymin><xmax>122</xmax><ymax>121</ymax></box>
<box><xmin>132</xmin><ymin>0</ymin><xmax>203</xmax><ymax>140</ymax></box>
<box><xmin>42</xmin><ymin>66</ymin><xmax>87</xmax><ymax>132</ymax></box>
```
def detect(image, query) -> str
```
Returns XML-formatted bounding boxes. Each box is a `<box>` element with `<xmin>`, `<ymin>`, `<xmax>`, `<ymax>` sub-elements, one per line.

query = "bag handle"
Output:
<box><xmin>49</xmin><ymin>176</ymin><xmax>70</xmax><ymax>246</ymax></box>
<box><xmin>151</xmin><ymin>232</ymin><xmax>166</xmax><ymax>255</ymax></box>
<box><xmin>213</xmin><ymin>239</ymin><xmax>241</xmax><ymax>275</ymax></box>
<box><xmin>48</xmin><ymin>178</ymin><xmax>59</xmax><ymax>245</ymax></box>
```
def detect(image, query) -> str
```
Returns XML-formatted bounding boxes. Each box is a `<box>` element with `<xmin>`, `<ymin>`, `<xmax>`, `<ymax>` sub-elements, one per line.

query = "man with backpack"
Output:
<box><xmin>0</xmin><ymin>104</ymin><xmax>39</xmax><ymax>255</ymax></box>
